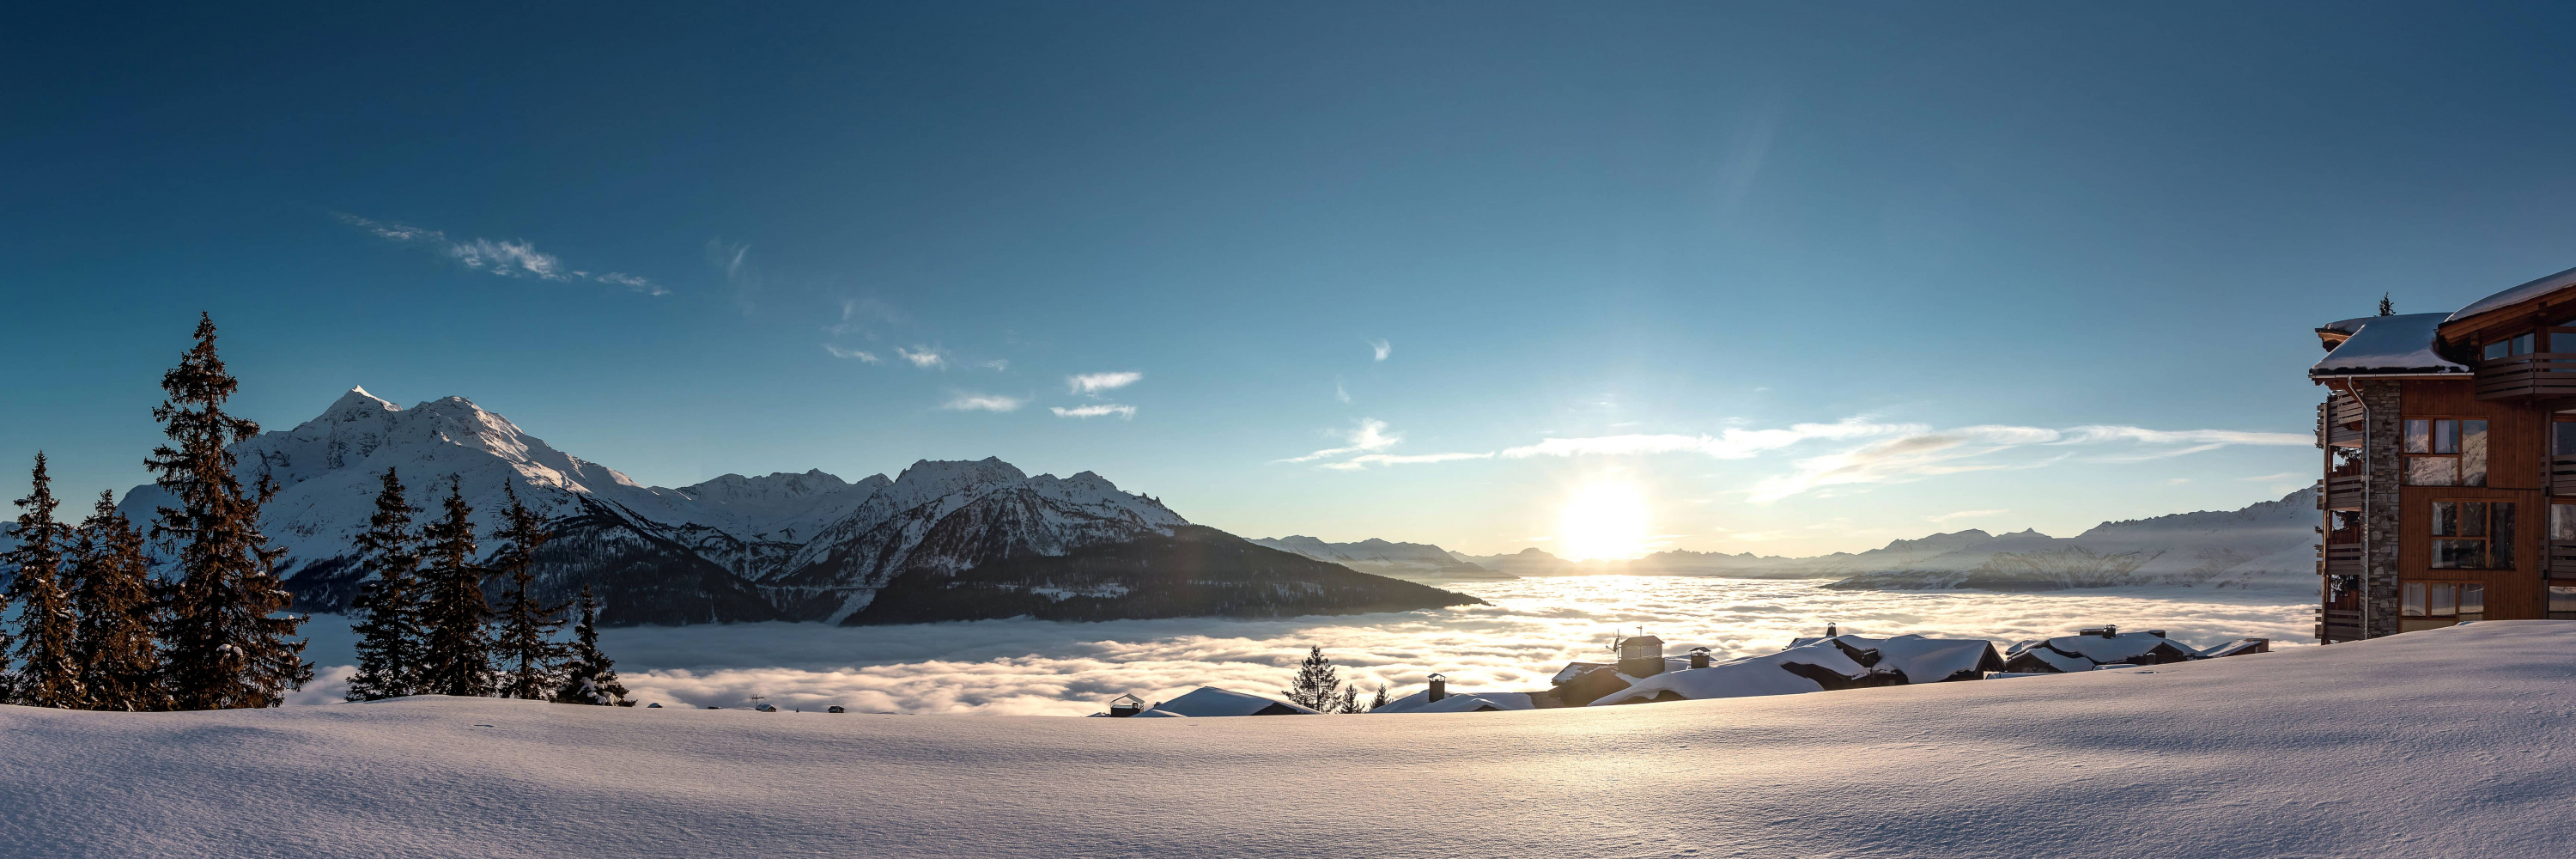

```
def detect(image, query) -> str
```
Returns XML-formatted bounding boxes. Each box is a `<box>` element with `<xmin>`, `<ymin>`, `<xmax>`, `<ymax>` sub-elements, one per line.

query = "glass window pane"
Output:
<box><xmin>2461</xmin><ymin>583</ymin><xmax>2487</xmax><ymax>616</ymax></box>
<box><xmin>2430</xmin><ymin>583</ymin><xmax>2458</xmax><ymax>616</ymax></box>
<box><xmin>2555</xmin><ymin>505</ymin><xmax>2576</xmax><ymax>541</ymax></box>
<box><xmin>2488</xmin><ymin>341</ymin><xmax>2512</xmax><ymax>360</ymax></box>
<box><xmin>2407</xmin><ymin>419</ymin><xmax>2432</xmax><ymax>454</ymax></box>
<box><xmin>2554</xmin><ymin>585</ymin><xmax>2576</xmax><ymax>613</ymax></box>
<box><xmin>2494</xmin><ymin>504</ymin><xmax>2516</xmax><ymax>570</ymax></box>
<box><xmin>2461</xmin><ymin>502</ymin><xmax>2488</xmax><ymax>537</ymax></box>
<box><xmin>2403</xmin><ymin>582</ymin><xmax>2427</xmax><ymax>616</ymax></box>
<box><xmin>2558</xmin><ymin>422</ymin><xmax>2576</xmax><ymax>455</ymax></box>
<box><xmin>2462</xmin><ymin>421</ymin><xmax>2488</xmax><ymax>486</ymax></box>
<box><xmin>2556</xmin><ymin>331</ymin><xmax>2576</xmax><ymax>354</ymax></box>
<box><xmin>2517</xmin><ymin>333</ymin><xmax>2537</xmax><ymax>355</ymax></box>
<box><xmin>2433</xmin><ymin>501</ymin><xmax>2458</xmax><ymax>536</ymax></box>
<box><xmin>2435</xmin><ymin>420</ymin><xmax>2460</xmax><ymax>454</ymax></box>
<box><xmin>2409</xmin><ymin>456</ymin><xmax>2458</xmax><ymax>486</ymax></box>
<box><xmin>2432</xmin><ymin>539</ymin><xmax>2485</xmax><ymax>569</ymax></box>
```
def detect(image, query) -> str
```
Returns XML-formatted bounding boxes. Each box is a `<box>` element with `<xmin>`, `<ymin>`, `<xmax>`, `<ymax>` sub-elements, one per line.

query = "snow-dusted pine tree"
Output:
<box><xmin>69</xmin><ymin>490</ymin><xmax>165</xmax><ymax>711</ymax></box>
<box><xmin>2379</xmin><ymin>293</ymin><xmax>2395</xmax><ymax>316</ymax></box>
<box><xmin>1366</xmin><ymin>685</ymin><xmax>1388</xmax><ymax>713</ymax></box>
<box><xmin>488</xmin><ymin>484</ymin><xmax>567</xmax><ymax>701</ymax></box>
<box><xmin>7</xmin><ymin>453</ymin><xmax>88</xmax><ymax>707</ymax></box>
<box><xmin>1285</xmin><ymin>644</ymin><xmax>1344</xmax><ymax>713</ymax></box>
<box><xmin>345</xmin><ymin>467</ymin><xmax>426</xmax><ymax>702</ymax></box>
<box><xmin>415</xmin><ymin>478</ymin><xmax>493</xmax><ymax>698</ymax></box>
<box><xmin>555</xmin><ymin>586</ymin><xmax>629</xmax><ymax>706</ymax></box>
<box><xmin>149</xmin><ymin>314</ymin><xmax>311</xmax><ymax>710</ymax></box>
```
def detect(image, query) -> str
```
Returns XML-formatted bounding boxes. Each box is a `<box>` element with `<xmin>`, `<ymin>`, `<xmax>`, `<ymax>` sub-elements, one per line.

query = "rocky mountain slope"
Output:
<box><xmin>101</xmin><ymin>387</ymin><xmax>1481</xmax><ymax>625</ymax></box>
<box><xmin>1248</xmin><ymin>536</ymin><xmax>1510</xmax><ymax>581</ymax></box>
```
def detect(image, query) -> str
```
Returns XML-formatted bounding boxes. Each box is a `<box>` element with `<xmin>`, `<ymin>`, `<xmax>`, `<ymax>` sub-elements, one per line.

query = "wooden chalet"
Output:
<box><xmin>2309</xmin><ymin>265</ymin><xmax>2576</xmax><ymax>643</ymax></box>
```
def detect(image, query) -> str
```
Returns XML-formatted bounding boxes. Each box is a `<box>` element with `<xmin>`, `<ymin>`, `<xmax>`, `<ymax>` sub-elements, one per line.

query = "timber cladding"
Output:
<box><xmin>2399</xmin><ymin>380</ymin><xmax>2546</xmax><ymax>619</ymax></box>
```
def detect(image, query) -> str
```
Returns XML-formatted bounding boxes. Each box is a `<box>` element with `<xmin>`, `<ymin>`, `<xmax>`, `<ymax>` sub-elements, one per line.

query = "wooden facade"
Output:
<box><xmin>2312</xmin><ymin>270</ymin><xmax>2576</xmax><ymax>643</ymax></box>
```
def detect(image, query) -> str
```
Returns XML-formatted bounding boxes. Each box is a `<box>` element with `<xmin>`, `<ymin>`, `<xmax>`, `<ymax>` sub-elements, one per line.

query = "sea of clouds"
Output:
<box><xmin>289</xmin><ymin>576</ymin><xmax>2313</xmax><ymax>715</ymax></box>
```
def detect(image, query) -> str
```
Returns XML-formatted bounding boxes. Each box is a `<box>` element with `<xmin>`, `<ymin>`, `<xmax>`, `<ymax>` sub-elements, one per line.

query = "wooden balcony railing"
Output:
<box><xmin>2476</xmin><ymin>354</ymin><xmax>2576</xmax><ymax>400</ymax></box>
<box><xmin>2551</xmin><ymin>455</ymin><xmax>2576</xmax><ymax>497</ymax></box>
<box><xmin>2321</xmin><ymin>608</ymin><xmax>2363</xmax><ymax>643</ymax></box>
<box><xmin>2324</xmin><ymin>473</ymin><xmax>2365</xmax><ymax>510</ymax></box>
<box><xmin>2321</xmin><ymin>544</ymin><xmax>2363</xmax><ymax>576</ymax></box>
<box><xmin>2549</xmin><ymin>540</ymin><xmax>2576</xmax><ymax>578</ymax></box>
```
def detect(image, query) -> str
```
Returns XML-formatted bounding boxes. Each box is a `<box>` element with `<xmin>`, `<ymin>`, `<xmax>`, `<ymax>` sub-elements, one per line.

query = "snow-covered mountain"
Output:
<box><xmin>1450</xmin><ymin>485</ymin><xmax>2322</xmax><ymax>590</ymax></box>
<box><xmin>104</xmin><ymin>387</ymin><xmax>1479</xmax><ymax>625</ymax></box>
<box><xmin>1248</xmin><ymin>536</ymin><xmax>1510</xmax><ymax>581</ymax></box>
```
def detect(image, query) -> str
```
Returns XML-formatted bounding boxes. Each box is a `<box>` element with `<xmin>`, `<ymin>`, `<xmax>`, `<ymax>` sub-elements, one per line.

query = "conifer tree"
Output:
<box><xmin>1367</xmin><ymin>684</ymin><xmax>1388</xmax><ymax>713</ymax></box>
<box><xmin>1285</xmin><ymin>644</ymin><xmax>1344</xmax><ymax>713</ymax></box>
<box><xmin>68</xmin><ymin>490</ymin><xmax>165</xmax><ymax>711</ymax></box>
<box><xmin>2379</xmin><ymin>293</ymin><xmax>2395</xmax><ymax>316</ymax></box>
<box><xmin>415</xmin><ymin>478</ymin><xmax>493</xmax><ymax>697</ymax></box>
<box><xmin>488</xmin><ymin>484</ymin><xmax>567</xmax><ymax>700</ymax></box>
<box><xmin>344</xmin><ymin>467</ymin><xmax>425</xmax><ymax>702</ymax></box>
<box><xmin>148</xmin><ymin>314</ymin><xmax>311</xmax><ymax>710</ymax></box>
<box><xmin>8</xmin><ymin>453</ymin><xmax>88</xmax><ymax>708</ymax></box>
<box><xmin>555</xmin><ymin>586</ymin><xmax>630</xmax><ymax>706</ymax></box>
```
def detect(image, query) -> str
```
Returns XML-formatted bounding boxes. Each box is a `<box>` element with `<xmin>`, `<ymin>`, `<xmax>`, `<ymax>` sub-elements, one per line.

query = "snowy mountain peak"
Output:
<box><xmin>323</xmin><ymin>386</ymin><xmax>400</xmax><ymax>422</ymax></box>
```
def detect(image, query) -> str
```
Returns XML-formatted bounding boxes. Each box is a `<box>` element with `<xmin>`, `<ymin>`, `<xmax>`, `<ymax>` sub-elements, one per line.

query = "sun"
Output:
<box><xmin>1557</xmin><ymin>481</ymin><xmax>1651</xmax><ymax>561</ymax></box>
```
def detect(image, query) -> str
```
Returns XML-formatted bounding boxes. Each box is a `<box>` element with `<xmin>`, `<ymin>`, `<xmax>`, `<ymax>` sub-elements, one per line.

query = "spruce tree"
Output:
<box><xmin>8</xmin><ymin>453</ymin><xmax>88</xmax><ymax>708</ymax></box>
<box><xmin>344</xmin><ymin>467</ymin><xmax>425</xmax><ymax>702</ymax></box>
<box><xmin>415</xmin><ymin>478</ymin><xmax>493</xmax><ymax>697</ymax></box>
<box><xmin>555</xmin><ymin>586</ymin><xmax>629</xmax><ymax>706</ymax></box>
<box><xmin>69</xmin><ymin>490</ymin><xmax>165</xmax><ymax>711</ymax></box>
<box><xmin>2379</xmin><ymin>293</ymin><xmax>2395</xmax><ymax>316</ymax></box>
<box><xmin>1366</xmin><ymin>684</ymin><xmax>1388</xmax><ymax>713</ymax></box>
<box><xmin>148</xmin><ymin>314</ymin><xmax>311</xmax><ymax>710</ymax></box>
<box><xmin>488</xmin><ymin>484</ymin><xmax>567</xmax><ymax>700</ymax></box>
<box><xmin>1285</xmin><ymin>644</ymin><xmax>1344</xmax><ymax>713</ymax></box>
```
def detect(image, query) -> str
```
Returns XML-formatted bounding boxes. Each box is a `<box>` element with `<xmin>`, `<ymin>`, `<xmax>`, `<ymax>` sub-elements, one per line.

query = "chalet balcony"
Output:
<box><xmin>2315</xmin><ymin>396</ymin><xmax>2365</xmax><ymax>447</ymax></box>
<box><xmin>2550</xmin><ymin>540</ymin><xmax>2576</xmax><ymax>579</ymax></box>
<box><xmin>2474</xmin><ymin>354</ymin><xmax>2576</xmax><ymax>400</ymax></box>
<box><xmin>2320</xmin><ymin>542</ymin><xmax>2362</xmax><ymax>576</ymax></box>
<box><xmin>2323</xmin><ymin>472</ymin><xmax>2364</xmax><ymax>510</ymax></box>
<box><xmin>2552</xmin><ymin>454</ymin><xmax>2576</xmax><ymax>497</ymax></box>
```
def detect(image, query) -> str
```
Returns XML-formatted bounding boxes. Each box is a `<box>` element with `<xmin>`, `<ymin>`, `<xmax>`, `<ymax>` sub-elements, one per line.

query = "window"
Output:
<box><xmin>2558</xmin><ymin>419</ymin><xmax>2576</xmax><ymax>456</ymax></box>
<box><xmin>2555</xmin><ymin>503</ymin><xmax>2576</xmax><ymax>542</ymax></box>
<box><xmin>2402</xmin><ymin>582</ymin><xmax>2487</xmax><ymax>619</ymax></box>
<box><xmin>2404</xmin><ymin>418</ymin><xmax>2488</xmax><ymax>486</ymax></box>
<box><xmin>2484</xmin><ymin>332</ymin><xmax>2537</xmax><ymax>361</ymax></box>
<box><xmin>2430</xmin><ymin>500</ymin><xmax>2514</xmax><ymax>570</ymax></box>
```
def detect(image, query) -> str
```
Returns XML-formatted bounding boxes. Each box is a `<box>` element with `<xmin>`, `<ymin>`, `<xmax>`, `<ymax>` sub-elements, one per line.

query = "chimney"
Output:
<box><xmin>1826</xmin><ymin>623</ymin><xmax>1838</xmax><ymax>637</ymax></box>
<box><xmin>1427</xmin><ymin>673</ymin><xmax>1448</xmax><ymax>704</ymax></box>
<box><xmin>1689</xmin><ymin>647</ymin><xmax>1710</xmax><ymax>669</ymax></box>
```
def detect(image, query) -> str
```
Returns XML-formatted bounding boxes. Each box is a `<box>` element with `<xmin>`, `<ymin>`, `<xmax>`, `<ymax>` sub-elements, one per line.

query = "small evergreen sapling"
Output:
<box><xmin>148</xmin><ymin>314</ymin><xmax>311</xmax><ymax>710</ymax></box>
<box><xmin>489</xmin><ymin>484</ymin><xmax>568</xmax><ymax>701</ymax></box>
<box><xmin>69</xmin><ymin>490</ymin><xmax>166</xmax><ymax>711</ymax></box>
<box><xmin>555</xmin><ymin>586</ymin><xmax>630</xmax><ymax>706</ymax></box>
<box><xmin>415</xmin><ymin>478</ymin><xmax>494</xmax><ymax>698</ymax></box>
<box><xmin>1285</xmin><ymin>644</ymin><xmax>1345</xmax><ymax>713</ymax></box>
<box><xmin>345</xmin><ymin>467</ymin><xmax>426</xmax><ymax>702</ymax></box>
<box><xmin>6</xmin><ymin>452</ymin><xmax>87</xmax><ymax>708</ymax></box>
<box><xmin>2379</xmin><ymin>293</ymin><xmax>2396</xmax><ymax>316</ymax></box>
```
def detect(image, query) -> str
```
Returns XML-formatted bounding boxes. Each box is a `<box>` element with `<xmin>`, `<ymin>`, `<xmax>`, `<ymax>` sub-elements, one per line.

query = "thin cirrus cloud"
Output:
<box><xmin>1279</xmin><ymin>415</ymin><xmax>2312</xmax><ymax>497</ymax></box>
<box><xmin>1368</xmin><ymin>338</ymin><xmax>1392</xmax><ymax>362</ymax></box>
<box><xmin>897</xmin><ymin>346</ymin><xmax>946</xmax><ymax>369</ymax></box>
<box><xmin>1067</xmin><ymin>371</ymin><xmax>1142</xmax><ymax>395</ymax></box>
<box><xmin>337</xmin><ymin>213</ymin><xmax>666</xmax><ymax>295</ymax></box>
<box><xmin>1925</xmin><ymin>509</ymin><xmax>2008</xmax><ymax>523</ymax></box>
<box><xmin>823</xmin><ymin>344</ymin><xmax>881</xmax><ymax>363</ymax></box>
<box><xmin>1051</xmin><ymin>404</ymin><xmax>1138</xmax><ymax>420</ymax></box>
<box><xmin>941</xmin><ymin>393</ymin><xmax>1024</xmax><ymax>412</ymax></box>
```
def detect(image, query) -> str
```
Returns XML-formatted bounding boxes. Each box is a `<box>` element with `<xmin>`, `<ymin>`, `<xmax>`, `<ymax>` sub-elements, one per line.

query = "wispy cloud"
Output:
<box><xmin>829</xmin><ymin>297</ymin><xmax>908</xmax><ymax>337</ymax></box>
<box><xmin>1068</xmin><ymin>371</ymin><xmax>1142</xmax><ymax>395</ymax></box>
<box><xmin>942</xmin><ymin>393</ymin><xmax>1024</xmax><ymax>412</ymax></box>
<box><xmin>1501</xmin><ymin>419</ymin><xmax>1917</xmax><ymax>460</ymax></box>
<box><xmin>2239</xmin><ymin>472</ymin><xmax>2301</xmax><ymax>481</ymax></box>
<box><xmin>976</xmin><ymin>359</ymin><xmax>1009</xmax><ymax>371</ymax></box>
<box><xmin>898</xmin><ymin>346</ymin><xmax>946</xmax><ymax>369</ymax></box>
<box><xmin>1926</xmin><ymin>509</ymin><xmax>2008</xmax><ymax>523</ymax></box>
<box><xmin>705</xmin><ymin>240</ymin><xmax>758</xmax><ymax>314</ymax></box>
<box><xmin>1320</xmin><ymin>452</ymin><xmax>1493</xmax><ymax>471</ymax></box>
<box><xmin>1368</xmin><ymin>338</ymin><xmax>1392</xmax><ymax>362</ymax></box>
<box><xmin>338</xmin><ymin>213</ymin><xmax>666</xmax><ymax>295</ymax></box>
<box><xmin>1334</xmin><ymin>377</ymin><xmax>1352</xmax><ymax>405</ymax></box>
<box><xmin>1278</xmin><ymin>418</ymin><xmax>1402</xmax><ymax>463</ymax></box>
<box><xmin>823</xmin><ymin>344</ymin><xmax>881</xmax><ymax>362</ymax></box>
<box><xmin>1051</xmin><ymin>404</ymin><xmax>1137</xmax><ymax>420</ymax></box>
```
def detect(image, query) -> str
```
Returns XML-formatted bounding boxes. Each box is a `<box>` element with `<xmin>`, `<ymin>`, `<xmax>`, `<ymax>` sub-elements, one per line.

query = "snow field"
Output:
<box><xmin>9</xmin><ymin>622</ymin><xmax>2576</xmax><ymax>858</ymax></box>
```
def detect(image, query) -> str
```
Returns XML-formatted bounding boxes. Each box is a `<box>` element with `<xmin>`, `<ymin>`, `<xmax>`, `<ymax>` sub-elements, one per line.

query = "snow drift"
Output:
<box><xmin>7</xmin><ymin>622</ymin><xmax>2574</xmax><ymax>858</ymax></box>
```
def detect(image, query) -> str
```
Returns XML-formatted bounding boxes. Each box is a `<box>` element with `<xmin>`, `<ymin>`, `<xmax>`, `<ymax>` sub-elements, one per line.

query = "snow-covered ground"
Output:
<box><xmin>9</xmin><ymin>622</ymin><xmax>2574</xmax><ymax>858</ymax></box>
<box><xmin>286</xmin><ymin>575</ymin><xmax>2313</xmax><ymax>714</ymax></box>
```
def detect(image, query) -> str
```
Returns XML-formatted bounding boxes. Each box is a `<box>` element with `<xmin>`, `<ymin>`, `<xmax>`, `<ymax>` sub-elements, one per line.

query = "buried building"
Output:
<box><xmin>1588</xmin><ymin>634</ymin><xmax>2005</xmax><ymax>706</ymax></box>
<box><xmin>2002</xmin><ymin>626</ymin><xmax>2274</xmax><ymax>673</ymax></box>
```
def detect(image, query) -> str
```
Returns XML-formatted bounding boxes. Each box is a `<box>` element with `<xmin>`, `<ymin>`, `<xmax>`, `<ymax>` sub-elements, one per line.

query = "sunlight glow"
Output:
<box><xmin>1557</xmin><ymin>481</ymin><xmax>1651</xmax><ymax>560</ymax></box>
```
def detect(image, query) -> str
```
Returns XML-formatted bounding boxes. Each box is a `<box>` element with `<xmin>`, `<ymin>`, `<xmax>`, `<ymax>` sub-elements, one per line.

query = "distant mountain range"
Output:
<box><xmin>1269</xmin><ymin>486</ymin><xmax>2321</xmax><ymax>592</ymax></box>
<box><xmin>82</xmin><ymin>387</ymin><xmax>1481</xmax><ymax>625</ymax></box>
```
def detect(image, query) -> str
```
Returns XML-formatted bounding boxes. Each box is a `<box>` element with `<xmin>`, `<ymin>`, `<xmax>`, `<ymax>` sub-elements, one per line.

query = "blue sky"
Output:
<box><xmin>9</xmin><ymin>3</ymin><xmax>2576</xmax><ymax>557</ymax></box>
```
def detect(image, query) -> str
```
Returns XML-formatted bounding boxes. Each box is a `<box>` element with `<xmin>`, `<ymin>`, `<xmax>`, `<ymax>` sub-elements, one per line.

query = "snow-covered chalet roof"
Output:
<box><xmin>1370</xmin><ymin>690</ymin><xmax>1537</xmax><ymax>714</ymax></box>
<box><xmin>1589</xmin><ymin>635</ymin><xmax>1999</xmax><ymax>706</ymax></box>
<box><xmin>2446</xmin><ymin>264</ymin><xmax>2576</xmax><ymax>324</ymax></box>
<box><xmin>2308</xmin><ymin>313</ymin><xmax>2468</xmax><ymax>377</ymax></box>
<box><xmin>1148</xmin><ymin>687</ymin><xmax>1319</xmax><ymax>717</ymax></box>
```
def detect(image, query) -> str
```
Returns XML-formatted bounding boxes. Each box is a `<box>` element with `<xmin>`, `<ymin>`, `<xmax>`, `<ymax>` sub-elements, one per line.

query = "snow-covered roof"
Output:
<box><xmin>2308</xmin><ymin>314</ymin><xmax>2468</xmax><ymax>377</ymax></box>
<box><xmin>1370</xmin><ymin>690</ymin><xmax>1537</xmax><ymax>714</ymax></box>
<box><xmin>1129</xmin><ymin>710</ymin><xmax>1190</xmax><ymax>718</ymax></box>
<box><xmin>2446</xmin><ymin>264</ymin><xmax>2576</xmax><ymax>323</ymax></box>
<box><xmin>2043</xmin><ymin>631</ymin><xmax>2191</xmax><ymax>664</ymax></box>
<box><xmin>2317</xmin><ymin>316</ymin><xmax>2379</xmax><ymax>335</ymax></box>
<box><xmin>1589</xmin><ymin>635</ymin><xmax>1999</xmax><ymax>706</ymax></box>
<box><xmin>1149</xmin><ymin>687</ymin><xmax>1319</xmax><ymax>717</ymax></box>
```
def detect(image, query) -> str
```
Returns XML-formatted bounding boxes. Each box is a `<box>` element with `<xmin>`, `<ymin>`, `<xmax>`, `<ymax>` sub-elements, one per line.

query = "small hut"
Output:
<box><xmin>1617</xmin><ymin>635</ymin><xmax>1668</xmax><ymax>678</ymax></box>
<box><xmin>1106</xmin><ymin>694</ymin><xmax>1145</xmax><ymax>717</ymax></box>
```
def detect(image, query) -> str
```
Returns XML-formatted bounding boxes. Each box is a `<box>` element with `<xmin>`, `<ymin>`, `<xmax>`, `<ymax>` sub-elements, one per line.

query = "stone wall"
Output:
<box><xmin>2360</xmin><ymin>380</ymin><xmax>2403</xmax><ymax>638</ymax></box>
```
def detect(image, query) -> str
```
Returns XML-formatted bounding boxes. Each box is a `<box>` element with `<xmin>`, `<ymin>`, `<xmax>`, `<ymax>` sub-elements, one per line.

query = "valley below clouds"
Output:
<box><xmin>291</xmin><ymin>576</ymin><xmax>2313</xmax><ymax>715</ymax></box>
